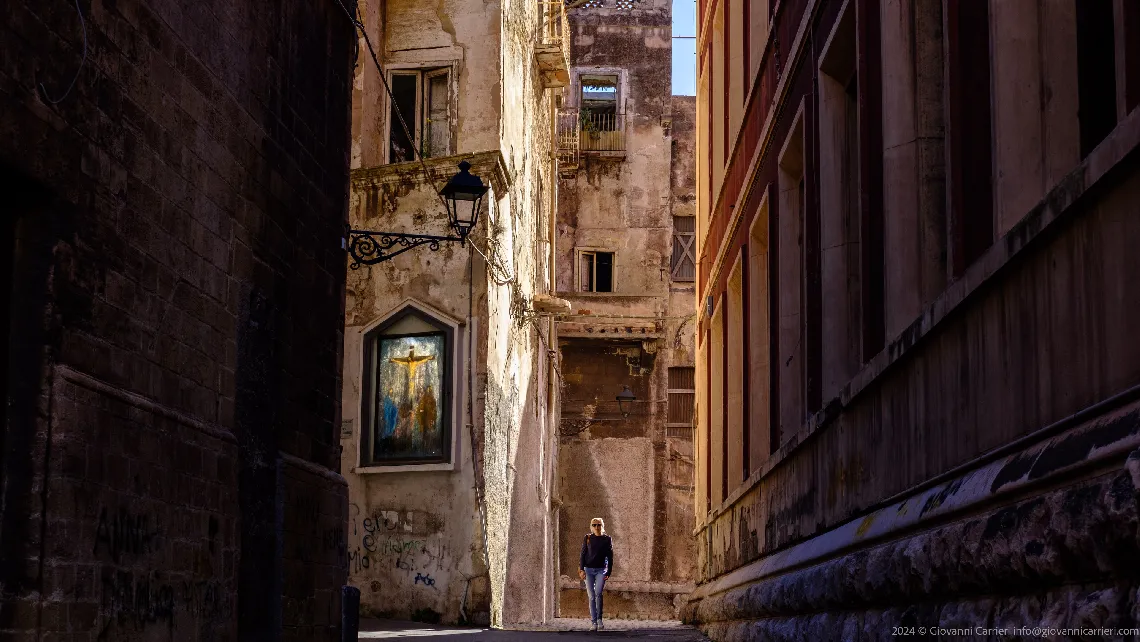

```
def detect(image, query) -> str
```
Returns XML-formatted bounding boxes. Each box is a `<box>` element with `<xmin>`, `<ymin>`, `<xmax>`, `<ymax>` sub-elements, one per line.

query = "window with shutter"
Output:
<box><xmin>667</xmin><ymin>366</ymin><xmax>696</xmax><ymax>438</ymax></box>
<box><xmin>671</xmin><ymin>216</ymin><xmax>696</xmax><ymax>281</ymax></box>
<box><xmin>386</xmin><ymin>67</ymin><xmax>453</xmax><ymax>163</ymax></box>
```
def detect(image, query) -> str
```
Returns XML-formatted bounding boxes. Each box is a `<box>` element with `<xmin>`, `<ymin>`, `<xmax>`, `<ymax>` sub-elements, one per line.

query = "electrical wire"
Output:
<box><xmin>38</xmin><ymin>0</ymin><xmax>87</xmax><ymax>104</ymax></box>
<box><xmin>335</xmin><ymin>0</ymin><xmax>519</xmax><ymax>288</ymax></box>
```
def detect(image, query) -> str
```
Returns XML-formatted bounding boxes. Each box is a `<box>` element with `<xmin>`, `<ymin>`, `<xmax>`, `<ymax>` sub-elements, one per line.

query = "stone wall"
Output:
<box><xmin>341</xmin><ymin>0</ymin><xmax>556</xmax><ymax>627</ymax></box>
<box><xmin>495</xmin><ymin>0</ymin><xmax>560</xmax><ymax>626</ymax></box>
<box><xmin>554</xmin><ymin>0</ymin><xmax>697</xmax><ymax>620</ymax></box>
<box><xmin>0</xmin><ymin>0</ymin><xmax>353</xmax><ymax>640</ymax></box>
<box><xmin>688</xmin><ymin>0</ymin><xmax>1140</xmax><ymax>636</ymax></box>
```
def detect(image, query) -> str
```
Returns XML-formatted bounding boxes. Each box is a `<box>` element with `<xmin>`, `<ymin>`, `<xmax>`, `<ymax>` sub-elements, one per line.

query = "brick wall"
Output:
<box><xmin>0</xmin><ymin>0</ymin><xmax>353</xmax><ymax>639</ymax></box>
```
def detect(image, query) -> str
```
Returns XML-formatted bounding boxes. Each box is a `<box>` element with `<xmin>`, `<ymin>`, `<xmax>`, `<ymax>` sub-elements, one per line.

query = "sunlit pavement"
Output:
<box><xmin>359</xmin><ymin>618</ymin><xmax>710</xmax><ymax>640</ymax></box>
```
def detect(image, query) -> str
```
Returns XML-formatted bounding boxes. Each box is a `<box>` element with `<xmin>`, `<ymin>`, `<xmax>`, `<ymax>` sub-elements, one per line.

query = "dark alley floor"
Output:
<box><xmin>359</xmin><ymin>619</ymin><xmax>710</xmax><ymax>640</ymax></box>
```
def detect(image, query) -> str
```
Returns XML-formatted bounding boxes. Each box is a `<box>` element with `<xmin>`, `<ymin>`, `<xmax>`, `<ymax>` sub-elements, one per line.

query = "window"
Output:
<box><xmin>388</xmin><ymin>68</ymin><xmax>451</xmax><ymax>163</ymax></box>
<box><xmin>667</xmin><ymin>367</ymin><xmax>695</xmax><ymax>438</ymax></box>
<box><xmin>946</xmin><ymin>0</ymin><xmax>993</xmax><ymax>277</ymax></box>
<box><xmin>580</xmin><ymin>74</ymin><xmax>618</xmax><ymax>118</ymax></box>
<box><xmin>361</xmin><ymin>305</ymin><xmax>457</xmax><ymax>467</ymax></box>
<box><xmin>1076</xmin><ymin>0</ymin><xmax>1117</xmax><ymax>157</ymax></box>
<box><xmin>776</xmin><ymin>106</ymin><xmax>806</xmax><ymax>438</ymax></box>
<box><xmin>671</xmin><ymin>216</ymin><xmax>696</xmax><ymax>281</ymax></box>
<box><xmin>579</xmin><ymin>73</ymin><xmax>624</xmax><ymax>151</ymax></box>
<box><xmin>578</xmin><ymin>250</ymin><xmax>614</xmax><ymax>292</ymax></box>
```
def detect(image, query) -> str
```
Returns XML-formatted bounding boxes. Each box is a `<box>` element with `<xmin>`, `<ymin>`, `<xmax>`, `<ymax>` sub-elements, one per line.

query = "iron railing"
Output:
<box><xmin>557</xmin><ymin>109</ymin><xmax>627</xmax><ymax>168</ymax></box>
<box><xmin>557</xmin><ymin>108</ymin><xmax>581</xmax><ymax>170</ymax></box>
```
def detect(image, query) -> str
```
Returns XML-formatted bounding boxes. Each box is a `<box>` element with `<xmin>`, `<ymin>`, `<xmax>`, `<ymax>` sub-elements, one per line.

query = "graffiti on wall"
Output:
<box><xmin>94</xmin><ymin>506</ymin><xmax>159</xmax><ymax>563</ymax></box>
<box><xmin>93</xmin><ymin>505</ymin><xmax>232</xmax><ymax>640</ymax></box>
<box><xmin>348</xmin><ymin>505</ymin><xmax>449</xmax><ymax>589</ymax></box>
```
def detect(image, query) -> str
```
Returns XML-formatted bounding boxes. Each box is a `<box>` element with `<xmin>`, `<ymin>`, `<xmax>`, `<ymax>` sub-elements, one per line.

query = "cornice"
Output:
<box><xmin>350</xmin><ymin>150</ymin><xmax>512</xmax><ymax>196</ymax></box>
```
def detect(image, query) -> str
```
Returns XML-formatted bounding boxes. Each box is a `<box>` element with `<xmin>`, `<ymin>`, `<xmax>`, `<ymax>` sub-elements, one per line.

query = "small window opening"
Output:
<box><xmin>389</xmin><ymin>73</ymin><xmax>418</xmax><ymax>163</ymax></box>
<box><xmin>580</xmin><ymin>74</ymin><xmax>620</xmax><ymax>133</ymax></box>
<box><xmin>388</xmin><ymin>68</ymin><xmax>452</xmax><ymax>164</ymax></box>
<box><xmin>579</xmin><ymin>251</ymin><xmax>614</xmax><ymax>292</ymax></box>
<box><xmin>1076</xmin><ymin>0</ymin><xmax>1118</xmax><ymax>157</ymax></box>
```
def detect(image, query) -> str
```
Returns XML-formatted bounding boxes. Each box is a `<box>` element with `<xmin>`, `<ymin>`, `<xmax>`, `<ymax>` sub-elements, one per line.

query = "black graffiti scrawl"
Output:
<box><xmin>93</xmin><ymin>506</ymin><xmax>159</xmax><ymax>563</ymax></box>
<box><xmin>98</xmin><ymin>569</ymin><xmax>176</xmax><ymax>639</ymax></box>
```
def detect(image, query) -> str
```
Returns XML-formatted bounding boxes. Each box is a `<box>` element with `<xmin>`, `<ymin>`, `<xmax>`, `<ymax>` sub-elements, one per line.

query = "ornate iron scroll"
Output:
<box><xmin>345</xmin><ymin>228</ymin><xmax>466</xmax><ymax>268</ymax></box>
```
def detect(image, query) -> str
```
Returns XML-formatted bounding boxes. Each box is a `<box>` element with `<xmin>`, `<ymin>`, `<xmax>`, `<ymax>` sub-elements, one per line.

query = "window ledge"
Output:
<box><xmin>556</xmin><ymin>291</ymin><xmax>659</xmax><ymax>298</ymax></box>
<box><xmin>353</xmin><ymin>462</ymin><xmax>456</xmax><ymax>474</ymax></box>
<box><xmin>582</xmin><ymin>150</ymin><xmax>626</xmax><ymax>158</ymax></box>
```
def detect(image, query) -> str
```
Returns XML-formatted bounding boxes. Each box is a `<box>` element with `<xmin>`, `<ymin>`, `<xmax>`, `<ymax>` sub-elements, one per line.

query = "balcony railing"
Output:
<box><xmin>557</xmin><ymin>108</ymin><xmax>581</xmax><ymax>171</ymax></box>
<box><xmin>579</xmin><ymin>111</ymin><xmax>625</xmax><ymax>151</ymax></box>
<box><xmin>536</xmin><ymin>1</ymin><xmax>570</xmax><ymax>88</ymax></box>
<box><xmin>557</xmin><ymin>109</ymin><xmax>627</xmax><ymax>170</ymax></box>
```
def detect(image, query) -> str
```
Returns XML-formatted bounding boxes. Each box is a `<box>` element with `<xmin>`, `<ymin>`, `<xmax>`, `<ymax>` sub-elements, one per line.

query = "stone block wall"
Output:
<box><xmin>554</xmin><ymin>0</ymin><xmax>697</xmax><ymax>620</ymax></box>
<box><xmin>0</xmin><ymin>0</ymin><xmax>353</xmax><ymax>639</ymax></box>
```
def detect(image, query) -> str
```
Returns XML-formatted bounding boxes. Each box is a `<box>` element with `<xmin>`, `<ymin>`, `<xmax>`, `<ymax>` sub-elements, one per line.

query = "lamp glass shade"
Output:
<box><xmin>615</xmin><ymin>385</ymin><xmax>637</xmax><ymax>418</ymax></box>
<box><xmin>440</xmin><ymin>160</ymin><xmax>489</xmax><ymax>238</ymax></box>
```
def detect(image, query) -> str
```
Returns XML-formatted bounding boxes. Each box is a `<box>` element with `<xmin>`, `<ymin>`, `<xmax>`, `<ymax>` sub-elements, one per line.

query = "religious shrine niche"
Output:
<box><xmin>360</xmin><ymin>302</ymin><xmax>459</xmax><ymax>466</ymax></box>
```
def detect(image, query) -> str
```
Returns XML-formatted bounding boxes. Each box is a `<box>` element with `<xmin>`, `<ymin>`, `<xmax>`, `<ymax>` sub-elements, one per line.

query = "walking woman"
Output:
<box><xmin>579</xmin><ymin>517</ymin><xmax>614</xmax><ymax>631</ymax></box>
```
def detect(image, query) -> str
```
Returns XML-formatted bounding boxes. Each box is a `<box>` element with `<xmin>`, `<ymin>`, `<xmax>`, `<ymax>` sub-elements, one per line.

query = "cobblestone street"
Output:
<box><xmin>360</xmin><ymin>619</ymin><xmax>710</xmax><ymax>641</ymax></box>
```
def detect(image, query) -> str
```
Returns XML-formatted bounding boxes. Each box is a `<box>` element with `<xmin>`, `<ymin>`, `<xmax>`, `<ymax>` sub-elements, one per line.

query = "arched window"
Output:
<box><xmin>360</xmin><ymin>303</ymin><xmax>459</xmax><ymax>467</ymax></box>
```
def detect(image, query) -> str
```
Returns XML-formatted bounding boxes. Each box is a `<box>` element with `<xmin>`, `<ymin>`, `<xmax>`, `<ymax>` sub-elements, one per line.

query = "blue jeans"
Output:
<box><xmin>583</xmin><ymin>567</ymin><xmax>608</xmax><ymax>623</ymax></box>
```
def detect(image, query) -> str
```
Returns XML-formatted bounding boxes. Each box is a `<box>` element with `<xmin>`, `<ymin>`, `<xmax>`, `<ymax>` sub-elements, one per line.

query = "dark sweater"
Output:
<box><xmin>580</xmin><ymin>534</ymin><xmax>614</xmax><ymax>574</ymax></box>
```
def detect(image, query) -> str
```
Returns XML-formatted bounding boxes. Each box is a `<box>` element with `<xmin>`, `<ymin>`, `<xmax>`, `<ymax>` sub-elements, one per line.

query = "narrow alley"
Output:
<box><xmin>3</xmin><ymin>0</ymin><xmax>1139</xmax><ymax>640</ymax></box>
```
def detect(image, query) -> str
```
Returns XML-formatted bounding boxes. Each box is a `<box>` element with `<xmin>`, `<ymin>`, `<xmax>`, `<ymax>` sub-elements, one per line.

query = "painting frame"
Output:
<box><xmin>360</xmin><ymin>305</ymin><xmax>455</xmax><ymax>467</ymax></box>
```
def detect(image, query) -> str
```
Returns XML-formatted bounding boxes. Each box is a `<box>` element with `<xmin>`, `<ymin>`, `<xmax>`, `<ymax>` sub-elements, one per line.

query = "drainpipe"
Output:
<box><xmin>545</xmin><ymin>93</ymin><xmax>559</xmax><ymax>625</ymax></box>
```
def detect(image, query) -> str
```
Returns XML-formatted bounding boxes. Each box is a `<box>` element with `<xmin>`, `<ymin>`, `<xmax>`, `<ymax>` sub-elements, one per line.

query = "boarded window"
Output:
<box><xmin>667</xmin><ymin>367</ymin><xmax>695</xmax><ymax>438</ymax></box>
<box><xmin>671</xmin><ymin>216</ymin><xmax>696</xmax><ymax>281</ymax></box>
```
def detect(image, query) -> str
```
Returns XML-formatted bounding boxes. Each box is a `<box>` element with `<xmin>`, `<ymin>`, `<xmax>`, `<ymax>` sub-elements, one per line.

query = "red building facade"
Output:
<box><xmin>689</xmin><ymin>0</ymin><xmax>1140</xmax><ymax>637</ymax></box>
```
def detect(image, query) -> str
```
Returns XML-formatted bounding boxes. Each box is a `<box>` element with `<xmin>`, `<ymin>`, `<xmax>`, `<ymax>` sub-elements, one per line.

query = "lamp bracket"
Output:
<box><xmin>346</xmin><ymin>228</ymin><xmax>466</xmax><ymax>268</ymax></box>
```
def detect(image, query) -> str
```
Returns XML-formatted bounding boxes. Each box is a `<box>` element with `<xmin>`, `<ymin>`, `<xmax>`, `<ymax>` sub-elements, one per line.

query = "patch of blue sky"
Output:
<box><xmin>672</xmin><ymin>0</ymin><xmax>697</xmax><ymax>95</ymax></box>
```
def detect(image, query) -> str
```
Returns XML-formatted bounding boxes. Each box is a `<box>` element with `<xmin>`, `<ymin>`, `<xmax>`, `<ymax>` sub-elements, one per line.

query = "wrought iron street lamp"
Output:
<box><xmin>615</xmin><ymin>385</ymin><xmax>636</xmax><ymax>419</ymax></box>
<box><xmin>346</xmin><ymin>160</ymin><xmax>490</xmax><ymax>268</ymax></box>
<box><xmin>440</xmin><ymin>160</ymin><xmax>488</xmax><ymax>240</ymax></box>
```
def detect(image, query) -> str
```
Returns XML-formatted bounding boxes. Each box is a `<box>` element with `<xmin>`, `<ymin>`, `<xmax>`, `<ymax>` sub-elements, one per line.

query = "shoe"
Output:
<box><xmin>591</xmin><ymin>622</ymin><xmax>598</xmax><ymax>632</ymax></box>
<box><xmin>598</xmin><ymin>620</ymin><xmax>604</xmax><ymax>630</ymax></box>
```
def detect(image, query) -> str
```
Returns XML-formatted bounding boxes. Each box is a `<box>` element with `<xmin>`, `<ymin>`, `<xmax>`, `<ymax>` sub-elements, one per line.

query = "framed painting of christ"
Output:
<box><xmin>360</xmin><ymin>303</ymin><xmax>456</xmax><ymax>467</ymax></box>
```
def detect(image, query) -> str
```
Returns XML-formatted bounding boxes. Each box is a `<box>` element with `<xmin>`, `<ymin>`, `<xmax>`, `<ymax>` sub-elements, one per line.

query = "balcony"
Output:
<box><xmin>557</xmin><ymin>108</ymin><xmax>581</xmax><ymax>172</ymax></box>
<box><xmin>557</xmin><ymin>109</ymin><xmax>627</xmax><ymax>171</ymax></box>
<box><xmin>535</xmin><ymin>1</ymin><xmax>570</xmax><ymax>88</ymax></box>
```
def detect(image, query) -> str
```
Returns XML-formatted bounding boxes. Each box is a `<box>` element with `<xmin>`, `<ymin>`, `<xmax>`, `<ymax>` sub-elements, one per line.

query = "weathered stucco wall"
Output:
<box><xmin>493</xmin><ymin>0</ymin><xmax>560</xmax><ymax>627</ymax></box>
<box><xmin>343</xmin><ymin>156</ymin><xmax>503</xmax><ymax>625</ymax></box>
<box><xmin>342</xmin><ymin>0</ymin><xmax>556</xmax><ymax>627</ymax></box>
<box><xmin>554</xmin><ymin>0</ymin><xmax>697</xmax><ymax>620</ymax></box>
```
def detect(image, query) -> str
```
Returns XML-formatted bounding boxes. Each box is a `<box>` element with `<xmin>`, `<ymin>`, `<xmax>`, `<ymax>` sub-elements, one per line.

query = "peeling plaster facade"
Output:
<box><xmin>554</xmin><ymin>0</ymin><xmax>698</xmax><ymax>620</ymax></box>
<box><xmin>342</xmin><ymin>0</ymin><xmax>562</xmax><ymax>627</ymax></box>
<box><xmin>689</xmin><ymin>0</ymin><xmax>1140</xmax><ymax>638</ymax></box>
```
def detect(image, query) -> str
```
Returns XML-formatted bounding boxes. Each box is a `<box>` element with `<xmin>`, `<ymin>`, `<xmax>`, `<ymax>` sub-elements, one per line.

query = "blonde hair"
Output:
<box><xmin>589</xmin><ymin>517</ymin><xmax>607</xmax><ymax>535</ymax></box>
